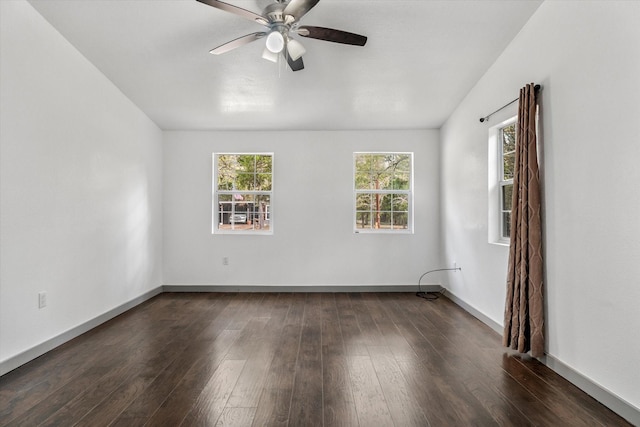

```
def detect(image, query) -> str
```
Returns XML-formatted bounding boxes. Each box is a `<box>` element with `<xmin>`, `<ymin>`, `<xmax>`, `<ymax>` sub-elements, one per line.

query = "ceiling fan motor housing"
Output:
<box><xmin>263</xmin><ymin>3</ymin><xmax>287</xmax><ymax>24</ymax></box>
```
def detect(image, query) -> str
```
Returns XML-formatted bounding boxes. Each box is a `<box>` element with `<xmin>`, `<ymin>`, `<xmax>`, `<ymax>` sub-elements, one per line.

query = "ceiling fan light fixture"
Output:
<box><xmin>286</xmin><ymin>38</ymin><xmax>306</xmax><ymax>61</ymax></box>
<box><xmin>262</xmin><ymin>47</ymin><xmax>279</xmax><ymax>63</ymax></box>
<box><xmin>265</xmin><ymin>31</ymin><xmax>285</xmax><ymax>53</ymax></box>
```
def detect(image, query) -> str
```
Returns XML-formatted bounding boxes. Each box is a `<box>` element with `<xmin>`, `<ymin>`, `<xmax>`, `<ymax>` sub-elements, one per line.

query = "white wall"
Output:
<box><xmin>0</xmin><ymin>1</ymin><xmax>163</xmax><ymax>365</ymax></box>
<box><xmin>441</xmin><ymin>0</ymin><xmax>640</xmax><ymax>413</ymax></box>
<box><xmin>164</xmin><ymin>130</ymin><xmax>440</xmax><ymax>287</ymax></box>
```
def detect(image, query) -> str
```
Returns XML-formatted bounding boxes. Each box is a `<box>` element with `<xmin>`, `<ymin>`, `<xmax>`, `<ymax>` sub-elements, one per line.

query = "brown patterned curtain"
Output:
<box><xmin>503</xmin><ymin>83</ymin><xmax>544</xmax><ymax>357</ymax></box>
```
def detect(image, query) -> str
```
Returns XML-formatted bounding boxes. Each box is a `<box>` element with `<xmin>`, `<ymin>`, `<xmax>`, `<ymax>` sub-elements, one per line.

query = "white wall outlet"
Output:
<box><xmin>38</xmin><ymin>291</ymin><xmax>47</xmax><ymax>308</ymax></box>
<box><xmin>222</xmin><ymin>257</ymin><xmax>229</xmax><ymax>266</ymax></box>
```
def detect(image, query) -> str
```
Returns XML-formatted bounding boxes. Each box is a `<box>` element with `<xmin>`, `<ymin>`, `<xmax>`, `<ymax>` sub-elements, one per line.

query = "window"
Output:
<box><xmin>499</xmin><ymin>121</ymin><xmax>516</xmax><ymax>240</ymax></box>
<box><xmin>489</xmin><ymin>117</ymin><xmax>516</xmax><ymax>244</ymax></box>
<box><xmin>213</xmin><ymin>153</ymin><xmax>273</xmax><ymax>234</ymax></box>
<box><xmin>354</xmin><ymin>152</ymin><xmax>413</xmax><ymax>233</ymax></box>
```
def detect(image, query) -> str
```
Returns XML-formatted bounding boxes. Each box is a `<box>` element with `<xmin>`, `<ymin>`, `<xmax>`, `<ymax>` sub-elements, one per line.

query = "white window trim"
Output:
<box><xmin>488</xmin><ymin>117</ymin><xmax>516</xmax><ymax>245</ymax></box>
<box><xmin>353</xmin><ymin>152</ymin><xmax>414</xmax><ymax>234</ymax></box>
<box><xmin>212</xmin><ymin>152</ymin><xmax>274</xmax><ymax>235</ymax></box>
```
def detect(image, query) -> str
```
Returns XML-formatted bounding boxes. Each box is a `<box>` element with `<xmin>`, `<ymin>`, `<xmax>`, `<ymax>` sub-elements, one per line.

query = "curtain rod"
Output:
<box><xmin>479</xmin><ymin>84</ymin><xmax>541</xmax><ymax>123</ymax></box>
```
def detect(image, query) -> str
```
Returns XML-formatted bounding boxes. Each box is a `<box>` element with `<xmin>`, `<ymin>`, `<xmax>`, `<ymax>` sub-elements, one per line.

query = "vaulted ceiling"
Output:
<box><xmin>28</xmin><ymin>0</ymin><xmax>542</xmax><ymax>130</ymax></box>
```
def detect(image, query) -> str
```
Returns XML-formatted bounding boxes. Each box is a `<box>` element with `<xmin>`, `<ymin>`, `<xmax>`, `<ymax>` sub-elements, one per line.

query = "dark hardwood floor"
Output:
<box><xmin>0</xmin><ymin>292</ymin><xmax>631</xmax><ymax>426</ymax></box>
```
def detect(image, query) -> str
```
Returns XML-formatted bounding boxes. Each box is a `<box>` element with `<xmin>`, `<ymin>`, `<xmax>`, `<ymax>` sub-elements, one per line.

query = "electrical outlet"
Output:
<box><xmin>38</xmin><ymin>291</ymin><xmax>47</xmax><ymax>309</ymax></box>
<box><xmin>222</xmin><ymin>257</ymin><xmax>229</xmax><ymax>266</ymax></box>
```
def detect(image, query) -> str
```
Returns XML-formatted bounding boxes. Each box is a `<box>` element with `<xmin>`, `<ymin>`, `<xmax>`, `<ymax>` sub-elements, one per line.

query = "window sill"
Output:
<box><xmin>354</xmin><ymin>229</ymin><xmax>414</xmax><ymax>235</ymax></box>
<box><xmin>213</xmin><ymin>230</ymin><xmax>273</xmax><ymax>236</ymax></box>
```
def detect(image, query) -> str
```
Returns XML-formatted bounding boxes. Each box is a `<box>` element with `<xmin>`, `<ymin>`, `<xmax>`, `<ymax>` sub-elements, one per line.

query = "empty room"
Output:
<box><xmin>1</xmin><ymin>0</ymin><xmax>639</xmax><ymax>425</ymax></box>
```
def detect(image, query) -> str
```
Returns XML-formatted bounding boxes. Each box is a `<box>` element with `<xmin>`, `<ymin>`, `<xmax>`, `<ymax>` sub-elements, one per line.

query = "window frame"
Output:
<box><xmin>488</xmin><ymin>117</ymin><xmax>516</xmax><ymax>245</ymax></box>
<box><xmin>498</xmin><ymin>119</ymin><xmax>516</xmax><ymax>242</ymax></box>
<box><xmin>353</xmin><ymin>152</ymin><xmax>414</xmax><ymax>234</ymax></box>
<box><xmin>212</xmin><ymin>152</ymin><xmax>274</xmax><ymax>235</ymax></box>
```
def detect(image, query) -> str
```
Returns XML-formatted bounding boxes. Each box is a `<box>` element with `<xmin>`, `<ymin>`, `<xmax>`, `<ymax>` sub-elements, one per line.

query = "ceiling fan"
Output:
<box><xmin>195</xmin><ymin>0</ymin><xmax>368</xmax><ymax>71</ymax></box>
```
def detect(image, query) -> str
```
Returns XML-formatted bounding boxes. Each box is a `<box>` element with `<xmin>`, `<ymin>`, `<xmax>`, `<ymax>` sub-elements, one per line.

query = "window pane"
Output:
<box><xmin>379</xmin><ymin>193</ymin><xmax>392</xmax><ymax>211</ymax></box>
<box><xmin>502</xmin><ymin>123</ymin><xmax>516</xmax><ymax>154</ymax></box>
<box><xmin>502</xmin><ymin>184</ymin><xmax>513</xmax><ymax>211</ymax></box>
<box><xmin>217</xmin><ymin>155</ymin><xmax>236</xmax><ymax>190</ymax></box>
<box><xmin>216</xmin><ymin>194</ymin><xmax>234</xmax><ymax>228</ymax></box>
<box><xmin>376</xmin><ymin>171</ymin><xmax>393</xmax><ymax>190</ymax></box>
<box><xmin>393</xmin><ymin>212</ymin><xmax>408</xmax><ymax>229</ymax></box>
<box><xmin>503</xmin><ymin>153</ymin><xmax>515</xmax><ymax>180</ymax></box>
<box><xmin>356</xmin><ymin>193</ymin><xmax>372</xmax><ymax>210</ymax></box>
<box><xmin>392</xmin><ymin>194</ymin><xmax>408</xmax><ymax>211</ymax></box>
<box><xmin>216</xmin><ymin>193</ymin><xmax>271</xmax><ymax>231</ymax></box>
<box><xmin>392</xmin><ymin>194</ymin><xmax>408</xmax><ymax>229</ymax></box>
<box><xmin>392</xmin><ymin>172</ymin><xmax>410</xmax><ymax>190</ymax></box>
<box><xmin>354</xmin><ymin>173</ymin><xmax>371</xmax><ymax>190</ymax></box>
<box><xmin>234</xmin><ymin>172</ymin><xmax>253</xmax><ymax>190</ymax></box>
<box><xmin>354</xmin><ymin>154</ymin><xmax>372</xmax><ymax>190</ymax></box>
<box><xmin>255</xmin><ymin>173</ymin><xmax>272</xmax><ymax>191</ymax></box>
<box><xmin>378</xmin><ymin>212</ymin><xmax>392</xmax><ymax>228</ymax></box>
<box><xmin>354</xmin><ymin>153</ymin><xmax>412</xmax><ymax>190</ymax></box>
<box><xmin>354</xmin><ymin>193</ymin><xmax>410</xmax><ymax>230</ymax></box>
<box><xmin>255</xmin><ymin>155</ymin><xmax>272</xmax><ymax>173</ymax></box>
<box><xmin>355</xmin><ymin>212</ymin><xmax>371</xmax><ymax>229</ymax></box>
<box><xmin>250</xmin><ymin>195</ymin><xmax>271</xmax><ymax>231</ymax></box>
<box><xmin>393</xmin><ymin>154</ymin><xmax>411</xmax><ymax>172</ymax></box>
<box><xmin>390</xmin><ymin>155</ymin><xmax>410</xmax><ymax>190</ymax></box>
<box><xmin>370</xmin><ymin>154</ymin><xmax>387</xmax><ymax>174</ymax></box>
<box><xmin>502</xmin><ymin>212</ymin><xmax>511</xmax><ymax>239</ymax></box>
<box><xmin>236</xmin><ymin>154</ymin><xmax>256</xmax><ymax>170</ymax></box>
<box><xmin>355</xmin><ymin>192</ymin><xmax>387</xmax><ymax>229</ymax></box>
<box><xmin>360</xmin><ymin>192</ymin><xmax>384</xmax><ymax>212</ymax></box>
<box><xmin>216</xmin><ymin>154</ymin><xmax>273</xmax><ymax>192</ymax></box>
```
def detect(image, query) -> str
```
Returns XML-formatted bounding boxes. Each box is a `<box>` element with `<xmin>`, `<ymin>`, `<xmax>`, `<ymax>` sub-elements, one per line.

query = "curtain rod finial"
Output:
<box><xmin>479</xmin><ymin>117</ymin><xmax>487</xmax><ymax>123</ymax></box>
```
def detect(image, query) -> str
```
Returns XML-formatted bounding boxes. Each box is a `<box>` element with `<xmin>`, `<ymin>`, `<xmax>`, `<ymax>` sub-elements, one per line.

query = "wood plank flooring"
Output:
<box><xmin>0</xmin><ymin>292</ymin><xmax>631</xmax><ymax>426</ymax></box>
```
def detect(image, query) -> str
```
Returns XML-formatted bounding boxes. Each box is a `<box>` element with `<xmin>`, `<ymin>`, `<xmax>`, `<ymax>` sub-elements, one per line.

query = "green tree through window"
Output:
<box><xmin>214</xmin><ymin>153</ymin><xmax>273</xmax><ymax>233</ymax></box>
<box><xmin>500</xmin><ymin>122</ymin><xmax>516</xmax><ymax>239</ymax></box>
<box><xmin>354</xmin><ymin>153</ymin><xmax>412</xmax><ymax>232</ymax></box>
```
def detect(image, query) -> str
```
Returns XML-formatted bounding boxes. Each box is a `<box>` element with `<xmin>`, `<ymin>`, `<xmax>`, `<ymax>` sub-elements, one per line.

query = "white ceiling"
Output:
<box><xmin>27</xmin><ymin>0</ymin><xmax>542</xmax><ymax>131</ymax></box>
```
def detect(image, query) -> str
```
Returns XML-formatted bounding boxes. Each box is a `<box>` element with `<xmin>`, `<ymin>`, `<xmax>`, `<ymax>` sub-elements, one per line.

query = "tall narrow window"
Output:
<box><xmin>213</xmin><ymin>153</ymin><xmax>273</xmax><ymax>234</ymax></box>
<box><xmin>499</xmin><ymin>121</ymin><xmax>516</xmax><ymax>240</ymax></box>
<box><xmin>354</xmin><ymin>152</ymin><xmax>413</xmax><ymax>233</ymax></box>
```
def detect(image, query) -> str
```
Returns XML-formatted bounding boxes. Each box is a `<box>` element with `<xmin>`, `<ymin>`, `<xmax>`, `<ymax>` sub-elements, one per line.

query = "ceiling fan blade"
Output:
<box><xmin>196</xmin><ymin>0</ymin><xmax>268</xmax><ymax>25</ymax></box>
<box><xmin>283</xmin><ymin>0</ymin><xmax>320</xmax><ymax>22</ymax></box>
<box><xmin>210</xmin><ymin>32</ymin><xmax>267</xmax><ymax>55</ymax></box>
<box><xmin>297</xmin><ymin>26</ymin><xmax>367</xmax><ymax>46</ymax></box>
<box><xmin>285</xmin><ymin>53</ymin><xmax>304</xmax><ymax>72</ymax></box>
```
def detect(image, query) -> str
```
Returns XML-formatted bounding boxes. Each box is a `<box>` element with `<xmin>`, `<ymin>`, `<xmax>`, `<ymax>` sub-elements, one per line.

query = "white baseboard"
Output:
<box><xmin>0</xmin><ymin>286</ymin><xmax>163</xmax><ymax>377</ymax></box>
<box><xmin>442</xmin><ymin>288</ymin><xmax>503</xmax><ymax>334</ymax></box>
<box><xmin>442</xmin><ymin>288</ymin><xmax>640</xmax><ymax>426</ymax></box>
<box><xmin>162</xmin><ymin>284</ymin><xmax>441</xmax><ymax>293</ymax></box>
<box><xmin>542</xmin><ymin>354</ymin><xmax>640</xmax><ymax>426</ymax></box>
